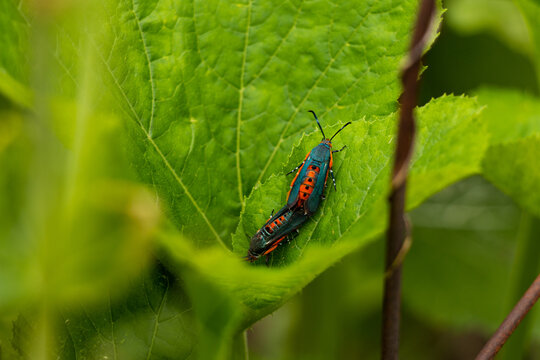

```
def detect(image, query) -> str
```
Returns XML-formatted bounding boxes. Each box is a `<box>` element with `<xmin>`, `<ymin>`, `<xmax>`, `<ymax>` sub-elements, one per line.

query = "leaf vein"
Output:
<box><xmin>109</xmin><ymin>295</ymin><xmax>118</xmax><ymax>360</ymax></box>
<box><xmin>94</xmin><ymin>41</ymin><xmax>226</xmax><ymax>248</ymax></box>
<box><xmin>130</xmin><ymin>0</ymin><xmax>157</xmax><ymax>137</ymax></box>
<box><xmin>236</xmin><ymin>0</ymin><xmax>254</xmax><ymax>209</ymax></box>
<box><xmin>145</xmin><ymin>277</ymin><xmax>169</xmax><ymax>360</ymax></box>
<box><xmin>254</xmin><ymin>0</ymin><xmax>376</xmax><ymax>185</ymax></box>
<box><xmin>245</xmin><ymin>0</ymin><xmax>305</xmax><ymax>87</ymax></box>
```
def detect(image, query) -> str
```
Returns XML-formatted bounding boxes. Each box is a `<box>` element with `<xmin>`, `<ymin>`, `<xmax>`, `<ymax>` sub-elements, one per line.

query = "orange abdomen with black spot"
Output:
<box><xmin>296</xmin><ymin>165</ymin><xmax>320</xmax><ymax>207</ymax></box>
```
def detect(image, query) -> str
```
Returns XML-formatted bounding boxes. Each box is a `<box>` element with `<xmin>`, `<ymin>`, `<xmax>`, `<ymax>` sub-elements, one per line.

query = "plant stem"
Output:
<box><xmin>500</xmin><ymin>213</ymin><xmax>540</xmax><ymax>360</ymax></box>
<box><xmin>232</xmin><ymin>330</ymin><xmax>249</xmax><ymax>360</ymax></box>
<box><xmin>475</xmin><ymin>273</ymin><xmax>540</xmax><ymax>360</ymax></box>
<box><xmin>381</xmin><ymin>1</ymin><xmax>436</xmax><ymax>359</ymax></box>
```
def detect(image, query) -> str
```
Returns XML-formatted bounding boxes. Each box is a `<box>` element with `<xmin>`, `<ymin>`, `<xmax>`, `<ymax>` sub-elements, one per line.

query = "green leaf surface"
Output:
<box><xmin>444</xmin><ymin>0</ymin><xmax>532</xmax><ymax>55</ymax></box>
<box><xmin>476</xmin><ymin>87</ymin><xmax>540</xmax><ymax>217</ymax></box>
<box><xmin>404</xmin><ymin>177</ymin><xmax>519</xmax><ymax>332</ymax></box>
<box><xmin>477</xmin><ymin>87</ymin><xmax>540</xmax><ymax>144</ymax></box>
<box><xmin>515</xmin><ymin>0</ymin><xmax>540</xmax><ymax>84</ymax></box>
<box><xmin>232</xmin><ymin>95</ymin><xmax>486</xmax><ymax>263</ymax></box>
<box><xmin>0</xmin><ymin>0</ymin><xmax>85</xmax><ymax>108</ymax></box>
<box><xmin>58</xmin><ymin>266</ymin><xmax>195</xmax><ymax>360</ymax></box>
<box><xmin>0</xmin><ymin>111</ymin><xmax>160</xmax><ymax>310</ymax></box>
<box><xmin>3</xmin><ymin>266</ymin><xmax>195</xmax><ymax>360</ymax></box>
<box><xmin>0</xmin><ymin>0</ymin><xmax>31</xmax><ymax>107</ymax></box>
<box><xmin>94</xmin><ymin>0</ymin><xmax>422</xmax><ymax>247</ymax></box>
<box><xmin>0</xmin><ymin>26</ymin><xmax>160</xmax><ymax>312</ymax></box>
<box><xmin>408</xmin><ymin>95</ymin><xmax>487</xmax><ymax>208</ymax></box>
<box><xmin>483</xmin><ymin>134</ymin><xmax>540</xmax><ymax>217</ymax></box>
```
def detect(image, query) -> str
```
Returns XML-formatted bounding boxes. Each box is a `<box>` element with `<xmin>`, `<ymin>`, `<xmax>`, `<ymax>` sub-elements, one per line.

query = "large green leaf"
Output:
<box><xmin>94</xmin><ymin>0</ymin><xmax>425</xmax><ymax>246</ymax></box>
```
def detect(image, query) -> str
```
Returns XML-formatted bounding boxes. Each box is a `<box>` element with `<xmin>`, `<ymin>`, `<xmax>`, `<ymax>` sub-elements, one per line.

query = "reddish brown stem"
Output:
<box><xmin>381</xmin><ymin>1</ymin><xmax>436</xmax><ymax>359</ymax></box>
<box><xmin>475</xmin><ymin>274</ymin><xmax>540</xmax><ymax>360</ymax></box>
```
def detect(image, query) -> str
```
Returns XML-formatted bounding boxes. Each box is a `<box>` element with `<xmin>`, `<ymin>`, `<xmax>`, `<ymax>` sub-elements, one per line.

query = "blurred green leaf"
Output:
<box><xmin>0</xmin><ymin>0</ymin><xmax>31</xmax><ymax>108</ymax></box>
<box><xmin>444</xmin><ymin>0</ymin><xmax>532</xmax><ymax>55</ymax></box>
<box><xmin>0</xmin><ymin>109</ymin><xmax>160</xmax><ymax>310</ymax></box>
<box><xmin>0</xmin><ymin>0</ymin><xmax>161</xmax><ymax>318</ymax></box>
<box><xmin>515</xmin><ymin>0</ymin><xmax>540</xmax><ymax>84</ymax></box>
<box><xmin>402</xmin><ymin>176</ymin><xmax>540</xmax><ymax>358</ymax></box>
<box><xmin>471</xmin><ymin>0</ymin><xmax>540</xmax><ymax>219</ymax></box>
<box><xmin>0</xmin><ymin>313</ymin><xmax>20</xmax><ymax>359</ymax></box>
<box><xmin>483</xmin><ymin>134</ymin><xmax>540</xmax><ymax>217</ymax></box>
<box><xmin>477</xmin><ymin>88</ymin><xmax>540</xmax><ymax>143</ymax></box>
<box><xmin>477</xmin><ymin>87</ymin><xmax>540</xmax><ymax>217</ymax></box>
<box><xmin>58</xmin><ymin>265</ymin><xmax>195</xmax><ymax>359</ymax></box>
<box><xmin>404</xmin><ymin>177</ymin><xmax>519</xmax><ymax>332</ymax></box>
<box><xmin>419</xmin><ymin>25</ymin><xmax>539</xmax><ymax>101</ymax></box>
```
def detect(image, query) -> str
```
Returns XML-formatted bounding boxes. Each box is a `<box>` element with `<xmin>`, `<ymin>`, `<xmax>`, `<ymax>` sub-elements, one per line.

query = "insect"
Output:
<box><xmin>246</xmin><ymin>205</ymin><xmax>309</xmax><ymax>263</ymax></box>
<box><xmin>286</xmin><ymin>111</ymin><xmax>351</xmax><ymax>215</ymax></box>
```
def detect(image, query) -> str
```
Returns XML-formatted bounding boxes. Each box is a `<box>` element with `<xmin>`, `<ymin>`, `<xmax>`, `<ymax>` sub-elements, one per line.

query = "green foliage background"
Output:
<box><xmin>0</xmin><ymin>0</ymin><xmax>539</xmax><ymax>359</ymax></box>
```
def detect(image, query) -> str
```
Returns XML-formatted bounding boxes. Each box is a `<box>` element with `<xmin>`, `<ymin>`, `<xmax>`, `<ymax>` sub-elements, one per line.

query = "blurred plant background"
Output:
<box><xmin>1</xmin><ymin>0</ymin><xmax>539</xmax><ymax>359</ymax></box>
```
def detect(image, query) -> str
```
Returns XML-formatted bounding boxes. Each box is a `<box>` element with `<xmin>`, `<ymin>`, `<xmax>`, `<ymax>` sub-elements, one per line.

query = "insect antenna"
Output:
<box><xmin>308</xmin><ymin>110</ymin><xmax>326</xmax><ymax>139</ymax></box>
<box><xmin>330</xmin><ymin>122</ymin><xmax>352</xmax><ymax>141</ymax></box>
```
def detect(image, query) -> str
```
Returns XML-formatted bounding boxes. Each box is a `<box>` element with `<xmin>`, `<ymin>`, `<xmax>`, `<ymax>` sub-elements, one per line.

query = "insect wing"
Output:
<box><xmin>260</xmin><ymin>205</ymin><xmax>291</xmax><ymax>240</ymax></box>
<box><xmin>262</xmin><ymin>209</ymin><xmax>309</xmax><ymax>255</ymax></box>
<box><xmin>305</xmin><ymin>160</ymin><xmax>328</xmax><ymax>213</ymax></box>
<box><xmin>269</xmin><ymin>208</ymin><xmax>308</xmax><ymax>240</ymax></box>
<box><xmin>248</xmin><ymin>205</ymin><xmax>289</xmax><ymax>257</ymax></box>
<box><xmin>287</xmin><ymin>155</ymin><xmax>311</xmax><ymax>208</ymax></box>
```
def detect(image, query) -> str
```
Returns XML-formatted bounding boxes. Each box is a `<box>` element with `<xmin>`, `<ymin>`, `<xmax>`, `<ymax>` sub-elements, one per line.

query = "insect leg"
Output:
<box><xmin>286</xmin><ymin>161</ymin><xmax>305</xmax><ymax>175</ymax></box>
<box><xmin>330</xmin><ymin>169</ymin><xmax>337</xmax><ymax>190</ymax></box>
<box><xmin>284</xmin><ymin>230</ymin><xmax>298</xmax><ymax>244</ymax></box>
<box><xmin>332</xmin><ymin>145</ymin><xmax>347</xmax><ymax>154</ymax></box>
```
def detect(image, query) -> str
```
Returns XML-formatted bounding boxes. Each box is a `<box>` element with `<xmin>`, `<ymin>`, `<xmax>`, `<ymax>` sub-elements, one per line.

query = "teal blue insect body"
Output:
<box><xmin>246</xmin><ymin>205</ymin><xmax>309</xmax><ymax>262</ymax></box>
<box><xmin>286</xmin><ymin>111</ymin><xmax>351</xmax><ymax>215</ymax></box>
<box><xmin>246</xmin><ymin>111</ymin><xmax>351</xmax><ymax>264</ymax></box>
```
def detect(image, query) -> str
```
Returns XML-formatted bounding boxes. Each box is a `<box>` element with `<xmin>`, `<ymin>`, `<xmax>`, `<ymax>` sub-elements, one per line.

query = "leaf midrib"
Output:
<box><xmin>92</xmin><ymin>40</ymin><xmax>227</xmax><ymax>249</ymax></box>
<box><xmin>236</xmin><ymin>0</ymin><xmax>253</xmax><ymax>210</ymax></box>
<box><xmin>130</xmin><ymin>0</ymin><xmax>157</xmax><ymax>137</ymax></box>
